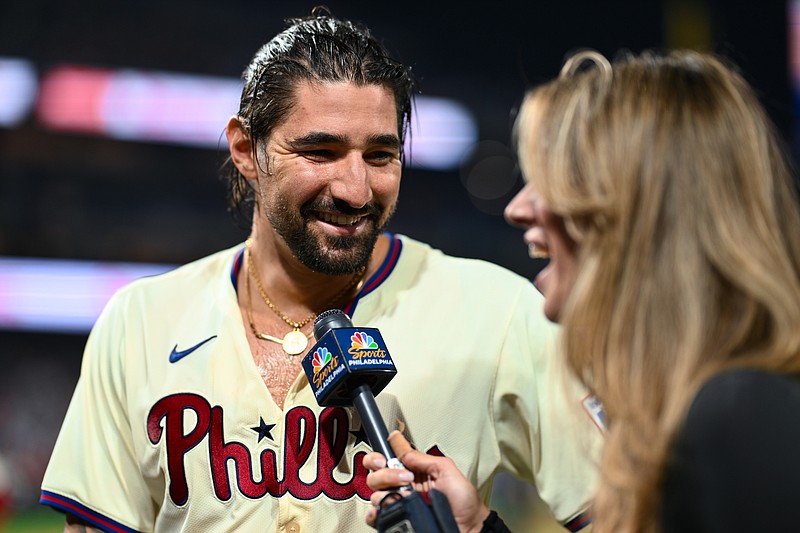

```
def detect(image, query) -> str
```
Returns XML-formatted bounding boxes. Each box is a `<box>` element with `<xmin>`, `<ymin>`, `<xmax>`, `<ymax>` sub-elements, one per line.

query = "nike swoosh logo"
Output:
<box><xmin>169</xmin><ymin>335</ymin><xmax>217</xmax><ymax>363</ymax></box>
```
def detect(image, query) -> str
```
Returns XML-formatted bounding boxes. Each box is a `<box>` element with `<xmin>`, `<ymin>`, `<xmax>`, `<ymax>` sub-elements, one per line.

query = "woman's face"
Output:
<box><xmin>504</xmin><ymin>182</ymin><xmax>579</xmax><ymax>323</ymax></box>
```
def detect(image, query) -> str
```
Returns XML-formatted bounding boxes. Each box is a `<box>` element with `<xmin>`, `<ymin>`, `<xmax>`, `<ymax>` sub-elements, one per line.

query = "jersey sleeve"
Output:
<box><xmin>40</xmin><ymin>290</ymin><xmax>155</xmax><ymax>533</ymax></box>
<box><xmin>491</xmin><ymin>281</ymin><xmax>601</xmax><ymax>530</ymax></box>
<box><xmin>661</xmin><ymin>369</ymin><xmax>800</xmax><ymax>533</ymax></box>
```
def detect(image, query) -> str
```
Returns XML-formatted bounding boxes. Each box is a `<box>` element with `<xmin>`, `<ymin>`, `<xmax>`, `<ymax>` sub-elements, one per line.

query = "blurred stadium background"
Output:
<box><xmin>0</xmin><ymin>0</ymin><xmax>795</xmax><ymax>530</ymax></box>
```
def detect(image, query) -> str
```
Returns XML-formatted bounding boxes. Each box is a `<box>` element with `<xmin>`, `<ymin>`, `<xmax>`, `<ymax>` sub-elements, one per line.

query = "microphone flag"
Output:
<box><xmin>302</xmin><ymin>322</ymin><xmax>397</xmax><ymax>406</ymax></box>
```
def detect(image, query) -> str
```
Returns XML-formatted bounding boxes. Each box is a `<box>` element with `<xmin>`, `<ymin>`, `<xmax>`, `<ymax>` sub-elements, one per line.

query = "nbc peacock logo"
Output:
<box><xmin>350</xmin><ymin>331</ymin><xmax>378</xmax><ymax>350</ymax></box>
<box><xmin>311</xmin><ymin>347</ymin><xmax>333</xmax><ymax>374</ymax></box>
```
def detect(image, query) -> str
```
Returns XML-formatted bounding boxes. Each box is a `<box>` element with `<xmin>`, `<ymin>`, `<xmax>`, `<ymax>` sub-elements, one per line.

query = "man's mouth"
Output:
<box><xmin>316</xmin><ymin>211</ymin><xmax>364</xmax><ymax>226</ymax></box>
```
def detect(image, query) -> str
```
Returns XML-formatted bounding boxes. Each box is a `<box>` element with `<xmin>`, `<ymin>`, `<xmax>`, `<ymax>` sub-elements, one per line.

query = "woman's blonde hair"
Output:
<box><xmin>515</xmin><ymin>49</ymin><xmax>800</xmax><ymax>532</ymax></box>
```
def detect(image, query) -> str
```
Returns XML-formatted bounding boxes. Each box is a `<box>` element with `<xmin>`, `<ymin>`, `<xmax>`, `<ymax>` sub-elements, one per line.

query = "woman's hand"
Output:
<box><xmin>364</xmin><ymin>431</ymin><xmax>491</xmax><ymax>533</ymax></box>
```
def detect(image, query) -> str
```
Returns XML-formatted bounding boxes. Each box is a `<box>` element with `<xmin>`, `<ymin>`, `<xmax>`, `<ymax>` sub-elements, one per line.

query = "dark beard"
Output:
<box><xmin>267</xmin><ymin>197</ymin><xmax>395</xmax><ymax>275</ymax></box>
<box><xmin>288</xmin><ymin>228</ymin><xmax>381</xmax><ymax>274</ymax></box>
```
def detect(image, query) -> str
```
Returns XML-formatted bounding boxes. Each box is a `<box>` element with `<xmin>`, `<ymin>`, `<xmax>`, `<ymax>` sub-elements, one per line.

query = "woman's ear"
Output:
<box><xmin>226</xmin><ymin>116</ymin><xmax>258</xmax><ymax>180</ymax></box>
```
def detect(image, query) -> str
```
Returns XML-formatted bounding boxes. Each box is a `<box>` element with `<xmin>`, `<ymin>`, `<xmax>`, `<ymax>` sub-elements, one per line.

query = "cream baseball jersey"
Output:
<box><xmin>41</xmin><ymin>234</ymin><xmax>601</xmax><ymax>533</ymax></box>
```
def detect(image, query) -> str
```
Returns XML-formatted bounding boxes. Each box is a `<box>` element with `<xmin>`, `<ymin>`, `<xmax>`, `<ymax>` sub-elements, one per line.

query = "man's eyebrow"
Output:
<box><xmin>287</xmin><ymin>132</ymin><xmax>401</xmax><ymax>149</ymax></box>
<box><xmin>367</xmin><ymin>134</ymin><xmax>401</xmax><ymax>149</ymax></box>
<box><xmin>288</xmin><ymin>132</ymin><xmax>347</xmax><ymax>148</ymax></box>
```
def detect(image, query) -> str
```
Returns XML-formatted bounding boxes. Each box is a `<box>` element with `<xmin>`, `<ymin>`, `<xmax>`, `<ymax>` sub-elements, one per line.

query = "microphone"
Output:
<box><xmin>301</xmin><ymin>309</ymin><xmax>402</xmax><ymax>467</ymax></box>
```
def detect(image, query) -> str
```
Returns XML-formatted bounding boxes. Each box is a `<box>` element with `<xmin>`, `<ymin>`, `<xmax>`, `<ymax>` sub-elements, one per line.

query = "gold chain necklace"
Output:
<box><xmin>244</xmin><ymin>240</ymin><xmax>366</xmax><ymax>356</ymax></box>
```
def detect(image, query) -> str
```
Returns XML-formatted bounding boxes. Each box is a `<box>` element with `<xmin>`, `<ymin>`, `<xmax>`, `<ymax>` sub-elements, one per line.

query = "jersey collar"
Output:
<box><xmin>230</xmin><ymin>232</ymin><xmax>403</xmax><ymax>316</ymax></box>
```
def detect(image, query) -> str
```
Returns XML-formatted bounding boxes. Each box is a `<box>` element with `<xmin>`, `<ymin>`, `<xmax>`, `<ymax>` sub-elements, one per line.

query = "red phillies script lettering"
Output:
<box><xmin>147</xmin><ymin>393</ymin><xmax>370</xmax><ymax>504</ymax></box>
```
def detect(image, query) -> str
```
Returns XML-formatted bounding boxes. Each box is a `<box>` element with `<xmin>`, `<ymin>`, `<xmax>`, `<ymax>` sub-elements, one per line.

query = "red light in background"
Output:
<box><xmin>37</xmin><ymin>65</ymin><xmax>113</xmax><ymax>134</ymax></box>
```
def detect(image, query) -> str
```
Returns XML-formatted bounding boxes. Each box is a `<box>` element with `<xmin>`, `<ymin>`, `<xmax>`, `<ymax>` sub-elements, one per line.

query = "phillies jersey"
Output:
<box><xmin>41</xmin><ymin>233</ymin><xmax>601</xmax><ymax>532</ymax></box>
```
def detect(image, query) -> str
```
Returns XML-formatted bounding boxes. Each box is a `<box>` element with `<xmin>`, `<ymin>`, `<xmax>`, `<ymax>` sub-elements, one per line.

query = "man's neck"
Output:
<box><xmin>241</xmin><ymin>232</ymin><xmax>389</xmax><ymax>314</ymax></box>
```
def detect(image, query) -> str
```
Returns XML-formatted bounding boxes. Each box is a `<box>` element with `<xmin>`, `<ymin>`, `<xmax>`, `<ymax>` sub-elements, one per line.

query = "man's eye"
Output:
<box><xmin>365</xmin><ymin>151</ymin><xmax>396</xmax><ymax>163</ymax></box>
<box><xmin>303</xmin><ymin>150</ymin><xmax>334</xmax><ymax>161</ymax></box>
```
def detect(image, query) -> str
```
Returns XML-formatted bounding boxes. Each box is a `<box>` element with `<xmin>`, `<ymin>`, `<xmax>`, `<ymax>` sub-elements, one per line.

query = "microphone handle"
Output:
<box><xmin>351</xmin><ymin>383</ymin><xmax>404</xmax><ymax>469</ymax></box>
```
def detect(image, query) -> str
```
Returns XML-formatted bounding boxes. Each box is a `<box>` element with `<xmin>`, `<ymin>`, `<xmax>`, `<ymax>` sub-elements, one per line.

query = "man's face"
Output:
<box><xmin>256</xmin><ymin>81</ymin><xmax>402</xmax><ymax>275</ymax></box>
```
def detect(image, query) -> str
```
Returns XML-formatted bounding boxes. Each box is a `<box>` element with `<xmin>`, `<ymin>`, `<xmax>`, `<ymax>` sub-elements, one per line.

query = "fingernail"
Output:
<box><xmin>397</xmin><ymin>471</ymin><xmax>414</xmax><ymax>482</ymax></box>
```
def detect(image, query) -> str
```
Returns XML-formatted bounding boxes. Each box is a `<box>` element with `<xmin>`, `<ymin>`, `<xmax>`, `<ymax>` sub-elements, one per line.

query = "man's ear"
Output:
<box><xmin>226</xmin><ymin>116</ymin><xmax>258</xmax><ymax>180</ymax></box>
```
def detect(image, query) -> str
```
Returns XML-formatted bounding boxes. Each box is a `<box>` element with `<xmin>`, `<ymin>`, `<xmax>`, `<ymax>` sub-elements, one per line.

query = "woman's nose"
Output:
<box><xmin>504</xmin><ymin>184</ymin><xmax>536</xmax><ymax>228</ymax></box>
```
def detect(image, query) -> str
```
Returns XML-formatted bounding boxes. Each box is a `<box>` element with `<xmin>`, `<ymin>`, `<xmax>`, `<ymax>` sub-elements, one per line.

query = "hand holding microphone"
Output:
<box><xmin>301</xmin><ymin>310</ymin><xmax>459</xmax><ymax>533</ymax></box>
<box><xmin>364</xmin><ymin>432</ymin><xmax>491</xmax><ymax>533</ymax></box>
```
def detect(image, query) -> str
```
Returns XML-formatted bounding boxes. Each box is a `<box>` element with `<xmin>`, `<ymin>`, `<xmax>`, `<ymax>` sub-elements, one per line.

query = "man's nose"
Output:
<box><xmin>329</xmin><ymin>154</ymin><xmax>372</xmax><ymax>208</ymax></box>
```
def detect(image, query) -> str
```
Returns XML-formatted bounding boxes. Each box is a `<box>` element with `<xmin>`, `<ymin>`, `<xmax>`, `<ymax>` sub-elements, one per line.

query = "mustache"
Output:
<box><xmin>301</xmin><ymin>199</ymin><xmax>382</xmax><ymax>218</ymax></box>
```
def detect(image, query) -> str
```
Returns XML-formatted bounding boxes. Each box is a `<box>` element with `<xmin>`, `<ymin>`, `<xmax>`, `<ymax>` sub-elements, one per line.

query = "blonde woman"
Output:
<box><xmin>365</xmin><ymin>49</ymin><xmax>800</xmax><ymax>533</ymax></box>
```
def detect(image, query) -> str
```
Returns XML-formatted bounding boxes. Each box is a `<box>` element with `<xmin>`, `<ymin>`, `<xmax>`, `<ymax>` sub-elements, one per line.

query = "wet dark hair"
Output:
<box><xmin>223</xmin><ymin>6</ymin><xmax>415</xmax><ymax>227</ymax></box>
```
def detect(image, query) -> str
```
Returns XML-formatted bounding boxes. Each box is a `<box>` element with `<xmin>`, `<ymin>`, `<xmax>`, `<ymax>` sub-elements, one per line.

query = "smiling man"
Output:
<box><xmin>40</xmin><ymin>7</ymin><xmax>601</xmax><ymax>533</ymax></box>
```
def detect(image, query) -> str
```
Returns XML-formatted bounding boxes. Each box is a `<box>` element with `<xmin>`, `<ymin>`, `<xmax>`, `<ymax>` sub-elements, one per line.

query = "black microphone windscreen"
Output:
<box><xmin>313</xmin><ymin>309</ymin><xmax>352</xmax><ymax>340</ymax></box>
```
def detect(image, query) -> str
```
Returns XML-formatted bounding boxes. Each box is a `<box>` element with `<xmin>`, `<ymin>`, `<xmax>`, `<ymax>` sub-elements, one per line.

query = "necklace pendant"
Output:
<box><xmin>282</xmin><ymin>329</ymin><xmax>309</xmax><ymax>356</ymax></box>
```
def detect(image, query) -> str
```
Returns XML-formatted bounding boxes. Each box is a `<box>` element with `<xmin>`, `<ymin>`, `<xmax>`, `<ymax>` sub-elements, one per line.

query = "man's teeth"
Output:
<box><xmin>319</xmin><ymin>212</ymin><xmax>361</xmax><ymax>226</ymax></box>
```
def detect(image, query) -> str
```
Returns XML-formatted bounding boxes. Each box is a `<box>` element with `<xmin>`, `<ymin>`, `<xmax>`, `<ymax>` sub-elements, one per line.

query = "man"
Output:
<box><xmin>40</xmin><ymin>8</ymin><xmax>600</xmax><ymax>532</ymax></box>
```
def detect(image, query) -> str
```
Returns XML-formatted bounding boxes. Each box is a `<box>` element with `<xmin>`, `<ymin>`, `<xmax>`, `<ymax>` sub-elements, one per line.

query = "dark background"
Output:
<box><xmin>1</xmin><ymin>1</ymin><xmax>793</xmax><ymax>269</ymax></box>
<box><xmin>0</xmin><ymin>0</ymin><xmax>795</xmax><ymax>522</ymax></box>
